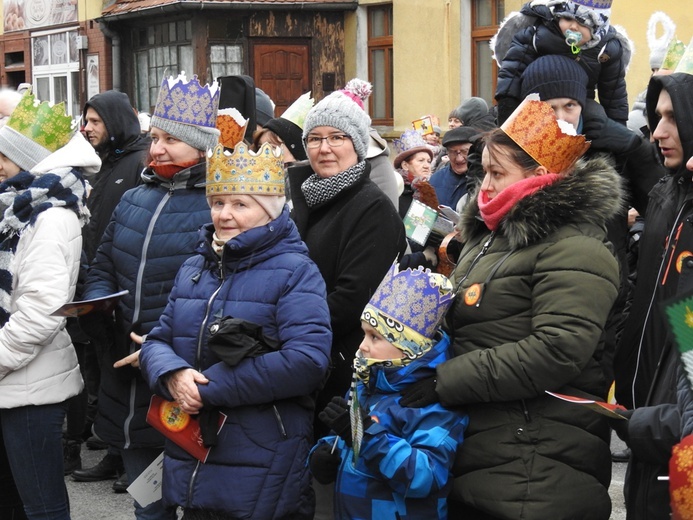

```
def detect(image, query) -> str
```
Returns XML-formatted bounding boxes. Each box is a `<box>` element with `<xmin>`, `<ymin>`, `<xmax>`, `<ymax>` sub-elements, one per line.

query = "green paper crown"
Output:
<box><xmin>661</xmin><ymin>39</ymin><xmax>687</xmax><ymax>71</ymax></box>
<box><xmin>674</xmin><ymin>37</ymin><xmax>693</xmax><ymax>75</ymax></box>
<box><xmin>7</xmin><ymin>90</ymin><xmax>74</xmax><ymax>152</ymax></box>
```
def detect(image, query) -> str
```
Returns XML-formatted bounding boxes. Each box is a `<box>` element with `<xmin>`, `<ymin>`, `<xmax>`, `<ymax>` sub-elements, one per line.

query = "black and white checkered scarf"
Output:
<box><xmin>300</xmin><ymin>160</ymin><xmax>367</xmax><ymax>207</ymax></box>
<box><xmin>0</xmin><ymin>169</ymin><xmax>89</xmax><ymax>326</ymax></box>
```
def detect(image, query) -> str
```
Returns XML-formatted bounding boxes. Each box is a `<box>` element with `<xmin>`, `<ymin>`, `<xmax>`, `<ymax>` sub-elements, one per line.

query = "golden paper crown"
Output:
<box><xmin>206</xmin><ymin>142</ymin><xmax>284</xmax><ymax>197</ymax></box>
<box><xmin>662</xmin><ymin>39</ymin><xmax>687</xmax><ymax>71</ymax></box>
<box><xmin>673</xmin><ymin>37</ymin><xmax>693</xmax><ymax>75</ymax></box>
<box><xmin>7</xmin><ymin>90</ymin><xmax>74</xmax><ymax>152</ymax></box>
<box><xmin>500</xmin><ymin>94</ymin><xmax>590</xmax><ymax>173</ymax></box>
<box><xmin>216</xmin><ymin>107</ymin><xmax>248</xmax><ymax>149</ymax></box>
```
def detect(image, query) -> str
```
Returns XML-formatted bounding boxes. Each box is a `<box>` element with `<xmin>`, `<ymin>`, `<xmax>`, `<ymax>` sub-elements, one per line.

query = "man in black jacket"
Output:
<box><xmin>613</xmin><ymin>72</ymin><xmax>693</xmax><ymax>520</ymax></box>
<box><xmin>69</xmin><ymin>91</ymin><xmax>148</xmax><ymax>490</ymax></box>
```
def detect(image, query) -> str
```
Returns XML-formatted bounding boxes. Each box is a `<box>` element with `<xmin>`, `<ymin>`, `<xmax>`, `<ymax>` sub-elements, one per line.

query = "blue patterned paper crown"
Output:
<box><xmin>361</xmin><ymin>264</ymin><xmax>455</xmax><ymax>358</ymax></box>
<box><xmin>152</xmin><ymin>73</ymin><xmax>220</xmax><ymax>129</ymax></box>
<box><xmin>206</xmin><ymin>142</ymin><xmax>284</xmax><ymax>197</ymax></box>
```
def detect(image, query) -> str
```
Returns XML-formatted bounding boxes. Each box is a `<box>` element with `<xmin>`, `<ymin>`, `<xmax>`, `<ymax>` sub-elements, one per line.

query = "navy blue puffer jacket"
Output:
<box><xmin>83</xmin><ymin>162</ymin><xmax>211</xmax><ymax>448</ymax></box>
<box><xmin>140</xmin><ymin>208</ymin><xmax>332</xmax><ymax>519</ymax></box>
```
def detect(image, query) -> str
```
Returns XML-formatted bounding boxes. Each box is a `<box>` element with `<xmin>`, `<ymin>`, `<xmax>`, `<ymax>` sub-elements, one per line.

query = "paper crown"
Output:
<box><xmin>661</xmin><ymin>39</ymin><xmax>687</xmax><ymax>71</ymax></box>
<box><xmin>572</xmin><ymin>0</ymin><xmax>612</xmax><ymax>9</ymax></box>
<box><xmin>361</xmin><ymin>264</ymin><xmax>455</xmax><ymax>359</ymax></box>
<box><xmin>153</xmin><ymin>73</ymin><xmax>220</xmax><ymax>129</ymax></box>
<box><xmin>674</xmin><ymin>37</ymin><xmax>693</xmax><ymax>75</ymax></box>
<box><xmin>216</xmin><ymin>107</ymin><xmax>248</xmax><ymax>149</ymax></box>
<box><xmin>501</xmin><ymin>94</ymin><xmax>590</xmax><ymax>174</ymax></box>
<box><xmin>206</xmin><ymin>142</ymin><xmax>284</xmax><ymax>197</ymax></box>
<box><xmin>392</xmin><ymin>129</ymin><xmax>433</xmax><ymax>169</ymax></box>
<box><xmin>280</xmin><ymin>91</ymin><xmax>314</xmax><ymax>129</ymax></box>
<box><xmin>7</xmin><ymin>89</ymin><xmax>74</xmax><ymax>152</ymax></box>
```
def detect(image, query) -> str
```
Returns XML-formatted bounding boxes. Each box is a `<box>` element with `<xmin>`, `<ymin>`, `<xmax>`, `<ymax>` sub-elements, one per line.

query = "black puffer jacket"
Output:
<box><xmin>613</xmin><ymin>72</ymin><xmax>693</xmax><ymax>520</ymax></box>
<box><xmin>495</xmin><ymin>2</ymin><xmax>629</xmax><ymax>125</ymax></box>
<box><xmin>82</xmin><ymin>91</ymin><xmax>149</xmax><ymax>261</ymax></box>
<box><xmin>438</xmin><ymin>156</ymin><xmax>623</xmax><ymax>519</ymax></box>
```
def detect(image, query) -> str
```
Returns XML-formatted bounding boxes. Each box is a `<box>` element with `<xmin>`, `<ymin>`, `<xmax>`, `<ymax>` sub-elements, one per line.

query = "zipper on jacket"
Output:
<box><xmin>520</xmin><ymin>399</ymin><xmax>531</xmax><ymax>422</ymax></box>
<box><xmin>187</xmin><ymin>460</ymin><xmax>201</xmax><ymax>505</ymax></box>
<box><xmin>194</xmin><ymin>255</ymin><xmax>226</xmax><ymax>370</ymax></box>
<box><xmin>272</xmin><ymin>405</ymin><xmax>288</xmax><ymax>439</ymax></box>
<box><xmin>455</xmin><ymin>232</ymin><xmax>496</xmax><ymax>293</ymax></box>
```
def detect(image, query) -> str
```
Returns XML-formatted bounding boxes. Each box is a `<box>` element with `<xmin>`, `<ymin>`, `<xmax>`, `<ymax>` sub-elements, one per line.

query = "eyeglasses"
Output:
<box><xmin>448</xmin><ymin>149</ymin><xmax>470</xmax><ymax>158</ymax></box>
<box><xmin>305</xmin><ymin>134</ymin><xmax>351</xmax><ymax>149</ymax></box>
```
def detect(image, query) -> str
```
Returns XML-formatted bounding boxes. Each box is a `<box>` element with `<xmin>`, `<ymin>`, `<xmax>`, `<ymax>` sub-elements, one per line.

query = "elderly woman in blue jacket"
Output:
<box><xmin>139</xmin><ymin>142</ymin><xmax>332</xmax><ymax>520</ymax></box>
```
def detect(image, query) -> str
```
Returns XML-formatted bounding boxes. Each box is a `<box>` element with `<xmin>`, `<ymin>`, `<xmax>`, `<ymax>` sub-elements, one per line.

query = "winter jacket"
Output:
<box><xmin>436</xmin><ymin>156</ymin><xmax>622</xmax><ymax>519</ymax></box>
<box><xmin>314</xmin><ymin>333</ymin><xmax>467</xmax><ymax>520</ymax></box>
<box><xmin>83</xmin><ymin>162</ymin><xmax>211</xmax><ymax>449</ymax></box>
<box><xmin>495</xmin><ymin>3</ymin><xmax>629</xmax><ymax>125</ymax></box>
<box><xmin>613</xmin><ymin>72</ymin><xmax>693</xmax><ymax>520</ymax></box>
<box><xmin>289</xmin><ymin>161</ymin><xmax>407</xmax><ymax>439</ymax></box>
<box><xmin>140</xmin><ymin>209</ymin><xmax>331</xmax><ymax>519</ymax></box>
<box><xmin>82</xmin><ymin>90</ymin><xmax>148</xmax><ymax>262</ymax></box>
<box><xmin>429</xmin><ymin>163</ymin><xmax>470</xmax><ymax>210</ymax></box>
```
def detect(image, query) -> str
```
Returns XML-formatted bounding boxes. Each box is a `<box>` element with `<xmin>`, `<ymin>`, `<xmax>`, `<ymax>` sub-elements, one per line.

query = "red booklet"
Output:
<box><xmin>146</xmin><ymin>395</ymin><xmax>226</xmax><ymax>463</ymax></box>
<box><xmin>545</xmin><ymin>391</ymin><xmax>628</xmax><ymax>420</ymax></box>
<box><xmin>50</xmin><ymin>290</ymin><xmax>129</xmax><ymax>317</ymax></box>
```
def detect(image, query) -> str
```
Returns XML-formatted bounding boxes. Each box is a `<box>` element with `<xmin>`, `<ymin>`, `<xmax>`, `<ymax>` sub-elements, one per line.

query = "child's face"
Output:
<box><xmin>558</xmin><ymin>18</ymin><xmax>591</xmax><ymax>46</ymax></box>
<box><xmin>359</xmin><ymin>322</ymin><xmax>405</xmax><ymax>361</ymax></box>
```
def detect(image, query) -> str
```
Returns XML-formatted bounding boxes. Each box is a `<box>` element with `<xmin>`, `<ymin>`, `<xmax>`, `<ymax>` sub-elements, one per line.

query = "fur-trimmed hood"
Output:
<box><xmin>459</xmin><ymin>154</ymin><xmax>624</xmax><ymax>250</ymax></box>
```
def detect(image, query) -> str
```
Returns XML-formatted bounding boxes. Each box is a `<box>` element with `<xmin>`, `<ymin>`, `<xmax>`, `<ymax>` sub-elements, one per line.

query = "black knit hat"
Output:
<box><xmin>520</xmin><ymin>55</ymin><xmax>589</xmax><ymax>107</ymax></box>
<box><xmin>263</xmin><ymin>117</ymin><xmax>307</xmax><ymax>161</ymax></box>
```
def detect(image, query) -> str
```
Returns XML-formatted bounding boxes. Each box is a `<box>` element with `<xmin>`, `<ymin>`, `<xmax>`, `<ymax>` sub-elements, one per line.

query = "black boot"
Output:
<box><xmin>71</xmin><ymin>452</ymin><xmax>124</xmax><ymax>482</ymax></box>
<box><xmin>63</xmin><ymin>439</ymin><xmax>82</xmax><ymax>475</ymax></box>
<box><xmin>112</xmin><ymin>473</ymin><xmax>129</xmax><ymax>493</ymax></box>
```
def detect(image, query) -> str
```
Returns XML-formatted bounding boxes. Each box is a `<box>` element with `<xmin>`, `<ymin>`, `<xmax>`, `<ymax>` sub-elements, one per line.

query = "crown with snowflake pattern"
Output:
<box><xmin>361</xmin><ymin>263</ymin><xmax>454</xmax><ymax>358</ymax></box>
<box><xmin>206</xmin><ymin>142</ymin><xmax>284</xmax><ymax>197</ymax></box>
<box><xmin>7</xmin><ymin>89</ymin><xmax>74</xmax><ymax>152</ymax></box>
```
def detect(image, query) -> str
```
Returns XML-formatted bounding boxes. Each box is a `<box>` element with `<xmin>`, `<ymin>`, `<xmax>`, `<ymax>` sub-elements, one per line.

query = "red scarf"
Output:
<box><xmin>478</xmin><ymin>173</ymin><xmax>561</xmax><ymax>231</ymax></box>
<box><xmin>148</xmin><ymin>158</ymin><xmax>201</xmax><ymax>179</ymax></box>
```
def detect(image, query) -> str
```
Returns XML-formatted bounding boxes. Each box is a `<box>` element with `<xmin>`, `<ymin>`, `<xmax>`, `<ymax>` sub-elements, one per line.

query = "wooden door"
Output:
<box><xmin>252</xmin><ymin>41</ymin><xmax>311</xmax><ymax>117</ymax></box>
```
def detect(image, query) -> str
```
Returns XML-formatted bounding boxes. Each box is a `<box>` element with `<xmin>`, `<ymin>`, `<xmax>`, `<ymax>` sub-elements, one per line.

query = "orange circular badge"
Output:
<box><xmin>159</xmin><ymin>400</ymin><xmax>190</xmax><ymax>432</ymax></box>
<box><xmin>464</xmin><ymin>284</ymin><xmax>482</xmax><ymax>306</ymax></box>
<box><xmin>676</xmin><ymin>251</ymin><xmax>693</xmax><ymax>273</ymax></box>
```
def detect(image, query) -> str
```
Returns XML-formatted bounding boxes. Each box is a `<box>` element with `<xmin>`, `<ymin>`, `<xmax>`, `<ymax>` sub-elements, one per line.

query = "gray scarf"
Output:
<box><xmin>301</xmin><ymin>160</ymin><xmax>367</xmax><ymax>207</ymax></box>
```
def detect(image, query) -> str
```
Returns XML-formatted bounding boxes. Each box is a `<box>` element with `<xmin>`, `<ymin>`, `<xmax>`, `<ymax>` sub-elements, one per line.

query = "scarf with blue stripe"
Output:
<box><xmin>0</xmin><ymin>169</ymin><xmax>89</xmax><ymax>327</ymax></box>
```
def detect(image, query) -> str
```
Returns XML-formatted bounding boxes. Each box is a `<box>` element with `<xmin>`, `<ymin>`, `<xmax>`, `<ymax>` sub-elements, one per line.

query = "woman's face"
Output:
<box><xmin>210</xmin><ymin>194</ymin><xmax>271</xmax><ymax>241</ymax></box>
<box><xmin>306</xmin><ymin>126</ymin><xmax>359</xmax><ymax>178</ymax></box>
<box><xmin>402</xmin><ymin>151</ymin><xmax>432</xmax><ymax>179</ymax></box>
<box><xmin>150</xmin><ymin>127</ymin><xmax>203</xmax><ymax>165</ymax></box>
<box><xmin>0</xmin><ymin>151</ymin><xmax>20</xmax><ymax>182</ymax></box>
<box><xmin>480</xmin><ymin>146</ymin><xmax>536</xmax><ymax>200</ymax></box>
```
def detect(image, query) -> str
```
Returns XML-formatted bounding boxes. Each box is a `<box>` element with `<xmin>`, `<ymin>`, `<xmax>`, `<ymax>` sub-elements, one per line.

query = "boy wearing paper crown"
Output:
<box><xmin>78</xmin><ymin>73</ymin><xmax>219</xmax><ymax>520</ymax></box>
<box><xmin>494</xmin><ymin>0</ymin><xmax>631</xmax><ymax>126</ymax></box>
<box><xmin>309</xmin><ymin>264</ymin><xmax>468</xmax><ymax>520</ymax></box>
<box><xmin>0</xmin><ymin>90</ymin><xmax>98</xmax><ymax>519</ymax></box>
<box><xmin>139</xmin><ymin>141</ymin><xmax>331</xmax><ymax>518</ymax></box>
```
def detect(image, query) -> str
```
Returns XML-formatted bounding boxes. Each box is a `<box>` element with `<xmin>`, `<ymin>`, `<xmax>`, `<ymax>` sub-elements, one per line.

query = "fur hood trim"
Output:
<box><xmin>459</xmin><ymin>154</ymin><xmax>624</xmax><ymax>250</ymax></box>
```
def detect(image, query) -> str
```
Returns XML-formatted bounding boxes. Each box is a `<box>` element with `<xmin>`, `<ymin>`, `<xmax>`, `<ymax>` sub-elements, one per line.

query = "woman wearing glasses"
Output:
<box><xmin>289</xmin><ymin>78</ymin><xmax>406</xmax><ymax>516</ymax></box>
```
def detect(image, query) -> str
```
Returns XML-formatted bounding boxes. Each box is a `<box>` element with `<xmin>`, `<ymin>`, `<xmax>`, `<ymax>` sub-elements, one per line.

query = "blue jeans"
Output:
<box><xmin>121</xmin><ymin>447</ymin><xmax>177</xmax><ymax>520</ymax></box>
<box><xmin>0</xmin><ymin>402</ymin><xmax>70</xmax><ymax>520</ymax></box>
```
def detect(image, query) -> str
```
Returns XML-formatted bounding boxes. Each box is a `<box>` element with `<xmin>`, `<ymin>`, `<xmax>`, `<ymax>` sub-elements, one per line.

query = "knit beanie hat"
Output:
<box><xmin>548</xmin><ymin>0</ymin><xmax>611</xmax><ymax>48</ymax></box>
<box><xmin>521</xmin><ymin>55</ymin><xmax>589</xmax><ymax>107</ymax></box>
<box><xmin>648</xmin><ymin>12</ymin><xmax>676</xmax><ymax>71</ymax></box>
<box><xmin>302</xmin><ymin>78</ymin><xmax>372</xmax><ymax>161</ymax></box>
<box><xmin>263</xmin><ymin>91</ymin><xmax>314</xmax><ymax>162</ymax></box>
<box><xmin>255</xmin><ymin>88</ymin><xmax>275</xmax><ymax>127</ymax></box>
<box><xmin>150</xmin><ymin>73</ymin><xmax>220</xmax><ymax>152</ymax></box>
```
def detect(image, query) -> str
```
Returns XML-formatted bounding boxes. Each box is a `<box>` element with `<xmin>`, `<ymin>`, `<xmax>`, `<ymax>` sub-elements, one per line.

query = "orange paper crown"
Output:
<box><xmin>216</xmin><ymin>107</ymin><xmax>249</xmax><ymax>149</ymax></box>
<box><xmin>500</xmin><ymin>94</ymin><xmax>590</xmax><ymax>173</ymax></box>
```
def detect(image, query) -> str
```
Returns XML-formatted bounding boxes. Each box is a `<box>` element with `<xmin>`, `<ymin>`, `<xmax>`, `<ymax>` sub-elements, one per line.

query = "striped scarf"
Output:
<box><xmin>0</xmin><ymin>169</ymin><xmax>89</xmax><ymax>326</ymax></box>
<box><xmin>300</xmin><ymin>160</ymin><xmax>367</xmax><ymax>207</ymax></box>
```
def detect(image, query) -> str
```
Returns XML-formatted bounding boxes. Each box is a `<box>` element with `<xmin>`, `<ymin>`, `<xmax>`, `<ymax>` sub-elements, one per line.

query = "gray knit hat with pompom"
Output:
<box><xmin>302</xmin><ymin>79</ymin><xmax>372</xmax><ymax>161</ymax></box>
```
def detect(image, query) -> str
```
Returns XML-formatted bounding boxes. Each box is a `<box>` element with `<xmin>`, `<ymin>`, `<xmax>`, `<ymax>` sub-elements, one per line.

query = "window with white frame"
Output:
<box><xmin>32</xmin><ymin>28</ymin><xmax>80</xmax><ymax>119</ymax></box>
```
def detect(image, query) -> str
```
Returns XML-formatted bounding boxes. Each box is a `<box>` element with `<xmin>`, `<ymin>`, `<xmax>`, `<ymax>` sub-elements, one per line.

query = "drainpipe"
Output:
<box><xmin>99</xmin><ymin>22</ymin><xmax>121</xmax><ymax>91</ymax></box>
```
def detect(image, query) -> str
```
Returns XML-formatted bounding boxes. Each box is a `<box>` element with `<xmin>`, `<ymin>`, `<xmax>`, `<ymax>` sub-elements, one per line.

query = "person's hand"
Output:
<box><xmin>309</xmin><ymin>444</ymin><xmax>341</xmax><ymax>484</ymax></box>
<box><xmin>319</xmin><ymin>396</ymin><xmax>352</xmax><ymax>446</ymax></box>
<box><xmin>400</xmin><ymin>376</ymin><xmax>439</xmax><ymax>408</ymax></box>
<box><xmin>165</xmin><ymin>368</ymin><xmax>209</xmax><ymax>415</ymax></box>
<box><xmin>609</xmin><ymin>408</ymin><xmax>633</xmax><ymax>443</ymax></box>
<box><xmin>114</xmin><ymin>350</ymin><xmax>140</xmax><ymax>368</ymax></box>
<box><xmin>130</xmin><ymin>331</ymin><xmax>145</xmax><ymax>345</ymax></box>
<box><xmin>422</xmin><ymin>246</ymin><xmax>439</xmax><ymax>267</ymax></box>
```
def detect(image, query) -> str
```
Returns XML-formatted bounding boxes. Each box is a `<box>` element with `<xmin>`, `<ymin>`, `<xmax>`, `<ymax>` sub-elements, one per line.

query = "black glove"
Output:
<box><xmin>309</xmin><ymin>444</ymin><xmax>341</xmax><ymax>484</ymax></box>
<box><xmin>319</xmin><ymin>396</ymin><xmax>352</xmax><ymax>446</ymax></box>
<box><xmin>400</xmin><ymin>376</ymin><xmax>439</xmax><ymax>408</ymax></box>
<box><xmin>609</xmin><ymin>408</ymin><xmax>633</xmax><ymax>443</ymax></box>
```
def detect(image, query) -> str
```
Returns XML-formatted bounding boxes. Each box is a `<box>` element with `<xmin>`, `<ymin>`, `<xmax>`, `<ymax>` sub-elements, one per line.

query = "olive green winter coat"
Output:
<box><xmin>437</xmin><ymin>155</ymin><xmax>622</xmax><ymax>520</ymax></box>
